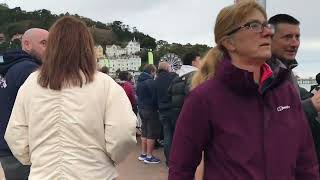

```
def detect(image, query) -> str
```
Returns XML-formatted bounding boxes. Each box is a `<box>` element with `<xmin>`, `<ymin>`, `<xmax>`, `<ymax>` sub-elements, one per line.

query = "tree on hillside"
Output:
<box><xmin>0</xmin><ymin>3</ymin><xmax>8</xmax><ymax>9</ymax></box>
<box><xmin>0</xmin><ymin>41</ymin><xmax>9</xmax><ymax>54</ymax></box>
<box><xmin>132</xmin><ymin>31</ymin><xmax>156</xmax><ymax>50</ymax></box>
<box><xmin>156</xmin><ymin>40</ymin><xmax>169</xmax><ymax>49</ymax></box>
<box><xmin>109</xmin><ymin>21</ymin><xmax>133</xmax><ymax>43</ymax></box>
<box><xmin>36</xmin><ymin>9</ymin><xmax>56</xmax><ymax>29</ymax></box>
<box><xmin>6</xmin><ymin>22</ymin><xmax>26</xmax><ymax>37</ymax></box>
<box><xmin>12</xmin><ymin>39</ymin><xmax>21</xmax><ymax>48</ymax></box>
<box><xmin>96</xmin><ymin>21</ymin><xmax>107</xmax><ymax>29</ymax></box>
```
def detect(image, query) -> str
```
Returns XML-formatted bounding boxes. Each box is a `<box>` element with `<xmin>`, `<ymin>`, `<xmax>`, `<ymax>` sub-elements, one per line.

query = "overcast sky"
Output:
<box><xmin>2</xmin><ymin>0</ymin><xmax>320</xmax><ymax>78</ymax></box>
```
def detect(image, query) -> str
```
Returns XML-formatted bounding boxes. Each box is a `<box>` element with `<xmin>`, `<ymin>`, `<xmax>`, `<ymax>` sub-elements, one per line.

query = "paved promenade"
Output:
<box><xmin>0</xmin><ymin>138</ymin><xmax>168</xmax><ymax>180</ymax></box>
<box><xmin>117</xmin><ymin>138</ymin><xmax>168</xmax><ymax>180</ymax></box>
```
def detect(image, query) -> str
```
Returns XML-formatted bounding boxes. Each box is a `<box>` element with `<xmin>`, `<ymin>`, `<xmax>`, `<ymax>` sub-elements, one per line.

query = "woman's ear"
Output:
<box><xmin>221</xmin><ymin>37</ymin><xmax>236</xmax><ymax>52</ymax></box>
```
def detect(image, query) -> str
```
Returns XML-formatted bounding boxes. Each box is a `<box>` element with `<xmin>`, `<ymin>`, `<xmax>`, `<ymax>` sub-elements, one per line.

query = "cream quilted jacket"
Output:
<box><xmin>5</xmin><ymin>71</ymin><xmax>137</xmax><ymax>180</ymax></box>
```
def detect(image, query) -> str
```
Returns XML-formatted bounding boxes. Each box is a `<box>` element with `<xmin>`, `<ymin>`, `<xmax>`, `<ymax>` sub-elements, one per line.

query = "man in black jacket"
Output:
<box><xmin>154</xmin><ymin>61</ymin><xmax>177</xmax><ymax>166</ymax></box>
<box><xmin>0</xmin><ymin>28</ymin><xmax>48</xmax><ymax>180</ymax></box>
<box><xmin>168</xmin><ymin>52</ymin><xmax>201</xmax><ymax>130</ymax></box>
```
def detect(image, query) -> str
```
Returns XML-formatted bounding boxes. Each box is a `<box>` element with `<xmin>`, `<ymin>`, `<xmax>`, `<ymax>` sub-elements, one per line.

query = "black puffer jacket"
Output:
<box><xmin>168</xmin><ymin>71</ymin><xmax>195</xmax><ymax>127</ymax></box>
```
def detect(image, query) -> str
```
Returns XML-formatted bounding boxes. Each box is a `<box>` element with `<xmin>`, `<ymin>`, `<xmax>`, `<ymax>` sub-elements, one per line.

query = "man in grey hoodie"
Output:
<box><xmin>268</xmin><ymin>14</ymin><xmax>320</xmax><ymax>168</ymax></box>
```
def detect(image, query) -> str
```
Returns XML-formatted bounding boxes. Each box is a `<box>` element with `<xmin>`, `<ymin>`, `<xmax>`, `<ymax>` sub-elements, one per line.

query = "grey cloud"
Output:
<box><xmin>267</xmin><ymin>0</ymin><xmax>320</xmax><ymax>40</ymax></box>
<box><xmin>4</xmin><ymin>0</ymin><xmax>170</xmax><ymax>23</ymax></box>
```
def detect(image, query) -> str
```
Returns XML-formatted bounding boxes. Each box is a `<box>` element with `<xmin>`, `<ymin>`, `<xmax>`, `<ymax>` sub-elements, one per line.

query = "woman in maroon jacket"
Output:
<box><xmin>118</xmin><ymin>71</ymin><xmax>137</xmax><ymax>114</ymax></box>
<box><xmin>168</xmin><ymin>1</ymin><xmax>319</xmax><ymax>180</ymax></box>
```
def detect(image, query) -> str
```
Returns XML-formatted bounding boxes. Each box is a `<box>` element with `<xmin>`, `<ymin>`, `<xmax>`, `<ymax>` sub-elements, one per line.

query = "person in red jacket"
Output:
<box><xmin>168</xmin><ymin>1</ymin><xmax>319</xmax><ymax>180</ymax></box>
<box><xmin>118</xmin><ymin>71</ymin><xmax>137</xmax><ymax>114</ymax></box>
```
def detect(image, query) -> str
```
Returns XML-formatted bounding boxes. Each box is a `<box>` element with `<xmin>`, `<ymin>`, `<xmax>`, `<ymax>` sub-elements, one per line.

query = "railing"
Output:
<box><xmin>297</xmin><ymin>78</ymin><xmax>316</xmax><ymax>85</ymax></box>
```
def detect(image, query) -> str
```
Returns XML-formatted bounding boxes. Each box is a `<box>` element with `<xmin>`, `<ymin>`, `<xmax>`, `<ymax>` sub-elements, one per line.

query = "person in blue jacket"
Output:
<box><xmin>0</xmin><ymin>28</ymin><xmax>48</xmax><ymax>180</ymax></box>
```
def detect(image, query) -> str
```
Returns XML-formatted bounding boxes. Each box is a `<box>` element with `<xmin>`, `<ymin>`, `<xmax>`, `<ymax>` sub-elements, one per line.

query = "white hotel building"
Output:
<box><xmin>105</xmin><ymin>39</ymin><xmax>142</xmax><ymax>74</ymax></box>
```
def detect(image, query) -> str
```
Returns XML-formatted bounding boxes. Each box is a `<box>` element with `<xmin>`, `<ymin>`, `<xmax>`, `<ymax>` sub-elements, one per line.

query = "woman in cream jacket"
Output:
<box><xmin>5</xmin><ymin>16</ymin><xmax>137</xmax><ymax>180</ymax></box>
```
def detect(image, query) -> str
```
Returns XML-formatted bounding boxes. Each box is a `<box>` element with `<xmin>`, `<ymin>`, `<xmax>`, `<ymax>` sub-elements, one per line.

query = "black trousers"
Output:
<box><xmin>0</xmin><ymin>155</ymin><xmax>30</xmax><ymax>180</ymax></box>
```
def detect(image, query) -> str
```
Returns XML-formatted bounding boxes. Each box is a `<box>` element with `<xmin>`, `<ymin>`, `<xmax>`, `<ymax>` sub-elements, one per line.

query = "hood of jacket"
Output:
<box><xmin>0</xmin><ymin>49</ymin><xmax>41</xmax><ymax>75</ymax></box>
<box><xmin>267</xmin><ymin>55</ymin><xmax>298</xmax><ymax>71</ymax></box>
<box><xmin>137</xmin><ymin>72</ymin><xmax>153</xmax><ymax>82</ymax></box>
<box><xmin>176</xmin><ymin>65</ymin><xmax>198</xmax><ymax>77</ymax></box>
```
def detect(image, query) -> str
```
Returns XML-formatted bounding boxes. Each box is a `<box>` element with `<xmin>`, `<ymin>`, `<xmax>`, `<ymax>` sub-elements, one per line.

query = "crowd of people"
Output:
<box><xmin>1</xmin><ymin>1</ymin><xmax>320</xmax><ymax>180</ymax></box>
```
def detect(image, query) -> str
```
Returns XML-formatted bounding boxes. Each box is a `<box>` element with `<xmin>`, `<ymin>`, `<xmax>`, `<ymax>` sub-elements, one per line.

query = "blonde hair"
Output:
<box><xmin>191</xmin><ymin>1</ymin><xmax>266</xmax><ymax>89</ymax></box>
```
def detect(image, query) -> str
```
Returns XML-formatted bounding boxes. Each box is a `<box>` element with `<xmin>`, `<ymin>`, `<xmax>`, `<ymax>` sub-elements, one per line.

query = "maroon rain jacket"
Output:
<box><xmin>169</xmin><ymin>57</ymin><xmax>319</xmax><ymax>180</ymax></box>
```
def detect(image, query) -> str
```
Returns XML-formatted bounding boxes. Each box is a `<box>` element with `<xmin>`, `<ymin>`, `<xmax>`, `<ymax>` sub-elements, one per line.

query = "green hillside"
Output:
<box><xmin>0</xmin><ymin>3</ymin><xmax>210</xmax><ymax>64</ymax></box>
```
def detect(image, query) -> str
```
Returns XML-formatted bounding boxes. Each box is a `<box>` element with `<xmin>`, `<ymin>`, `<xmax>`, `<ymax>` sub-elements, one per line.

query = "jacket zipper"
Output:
<box><xmin>260</xmin><ymin>95</ymin><xmax>268</xmax><ymax>180</ymax></box>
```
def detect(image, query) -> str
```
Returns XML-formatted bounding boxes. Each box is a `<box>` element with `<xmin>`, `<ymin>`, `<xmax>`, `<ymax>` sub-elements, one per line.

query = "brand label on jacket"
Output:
<box><xmin>0</xmin><ymin>75</ymin><xmax>7</xmax><ymax>88</ymax></box>
<box><xmin>277</xmin><ymin>105</ymin><xmax>290</xmax><ymax>112</ymax></box>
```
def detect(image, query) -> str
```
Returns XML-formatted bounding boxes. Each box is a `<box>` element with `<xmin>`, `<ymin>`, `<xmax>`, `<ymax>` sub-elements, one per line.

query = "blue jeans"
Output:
<box><xmin>159</xmin><ymin>110</ymin><xmax>174</xmax><ymax>166</ymax></box>
<box><xmin>0</xmin><ymin>155</ymin><xmax>30</xmax><ymax>180</ymax></box>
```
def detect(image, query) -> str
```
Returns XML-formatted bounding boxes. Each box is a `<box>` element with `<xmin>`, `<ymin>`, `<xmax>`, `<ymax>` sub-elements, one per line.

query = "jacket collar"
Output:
<box><xmin>215</xmin><ymin>56</ymin><xmax>290</xmax><ymax>95</ymax></box>
<box><xmin>138</xmin><ymin>72</ymin><xmax>153</xmax><ymax>82</ymax></box>
<box><xmin>0</xmin><ymin>49</ymin><xmax>41</xmax><ymax>75</ymax></box>
<box><xmin>268</xmin><ymin>55</ymin><xmax>298</xmax><ymax>71</ymax></box>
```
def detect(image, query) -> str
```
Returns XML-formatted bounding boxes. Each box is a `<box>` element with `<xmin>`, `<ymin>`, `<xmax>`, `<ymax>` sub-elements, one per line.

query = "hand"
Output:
<box><xmin>311</xmin><ymin>90</ymin><xmax>320</xmax><ymax>112</ymax></box>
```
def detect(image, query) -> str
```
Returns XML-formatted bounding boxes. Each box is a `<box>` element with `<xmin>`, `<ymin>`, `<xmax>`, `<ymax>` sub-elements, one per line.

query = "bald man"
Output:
<box><xmin>0</xmin><ymin>28</ymin><xmax>48</xmax><ymax>179</ymax></box>
<box><xmin>154</xmin><ymin>61</ymin><xmax>177</xmax><ymax>166</ymax></box>
<box><xmin>22</xmin><ymin>28</ymin><xmax>48</xmax><ymax>61</ymax></box>
<box><xmin>158</xmin><ymin>61</ymin><xmax>172</xmax><ymax>72</ymax></box>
